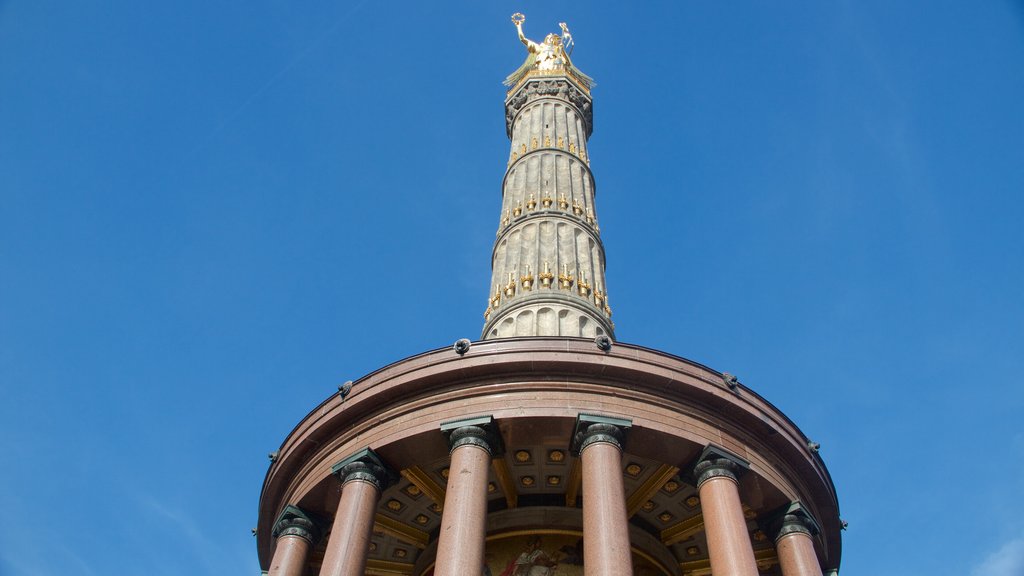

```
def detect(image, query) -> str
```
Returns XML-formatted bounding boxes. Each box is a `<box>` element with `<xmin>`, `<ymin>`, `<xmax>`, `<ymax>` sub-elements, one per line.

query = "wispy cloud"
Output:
<box><xmin>136</xmin><ymin>493</ymin><xmax>222</xmax><ymax>575</ymax></box>
<box><xmin>0</xmin><ymin>529</ymin><xmax>97</xmax><ymax>576</ymax></box>
<box><xmin>971</xmin><ymin>534</ymin><xmax>1024</xmax><ymax>576</ymax></box>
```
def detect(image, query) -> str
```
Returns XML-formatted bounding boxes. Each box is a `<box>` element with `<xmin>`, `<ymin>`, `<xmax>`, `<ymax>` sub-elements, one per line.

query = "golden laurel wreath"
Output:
<box><xmin>511</xmin><ymin>13</ymin><xmax>525</xmax><ymax>25</ymax></box>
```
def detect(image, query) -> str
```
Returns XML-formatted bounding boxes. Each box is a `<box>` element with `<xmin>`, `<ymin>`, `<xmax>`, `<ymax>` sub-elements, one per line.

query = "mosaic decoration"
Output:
<box><xmin>420</xmin><ymin>533</ymin><xmax>670</xmax><ymax>576</ymax></box>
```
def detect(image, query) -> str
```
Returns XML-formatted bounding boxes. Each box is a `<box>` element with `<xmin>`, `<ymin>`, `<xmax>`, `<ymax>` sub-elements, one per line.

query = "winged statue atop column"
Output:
<box><xmin>504</xmin><ymin>13</ymin><xmax>594</xmax><ymax>89</ymax></box>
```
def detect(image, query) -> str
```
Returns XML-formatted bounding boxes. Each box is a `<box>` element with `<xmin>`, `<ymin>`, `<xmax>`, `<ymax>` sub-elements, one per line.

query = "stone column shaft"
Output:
<box><xmin>581</xmin><ymin>441</ymin><xmax>633</xmax><ymax>576</ymax></box>
<box><xmin>269</xmin><ymin>535</ymin><xmax>313</xmax><ymax>576</ymax></box>
<box><xmin>319</xmin><ymin>480</ymin><xmax>379</xmax><ymax>576</ymax></box>
<box><xmin>777</xmin><ymin>531</ymin><xmax>824</xmax><ymax>576</ymax></box>
<box><xmin>774</xmin><ymin>506</ymin><xmax>824</xmax><ymax>576</ymax></box>
<box><xmin>573</xmin><ymin>417</ymin><xmax>633</xmax><ymax>576</ymax></box>
<box><xmin>270</xmin><ymin>506</ymin><xmax>321</xmax><ymax>576</ymax></box>
<box><xmin>695</xmin><ymin>455</ymin><xmax>758</xmax><ymax>576</ymax></box>
<box><xmin>319</xmin><ymin>452</ymin><xmax>390</xmax><ymax>576</ymax></box>
<box><xmin>484</xmin><ymin>73</ymin><xmax>613</xmax><ymax>340</ymax></box>
<box><xmin>434</xmin><ymin>423</ymin><xmax>496</xmax><ymax>576</ymax></box>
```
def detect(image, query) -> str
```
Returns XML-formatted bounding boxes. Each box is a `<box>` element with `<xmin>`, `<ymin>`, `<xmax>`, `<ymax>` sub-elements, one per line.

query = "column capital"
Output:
<box><xmin>331</xmin><ymin>448</ymin><xmax>394</xmax><ymax>491</ymax></box>
<box><xmin>768</xmin><ymin>502</ymin><xmax>821</xmax><ymax>541</ymax></box>
<box><xmin>271</xmin><ymin>505</ymin><xmax>323</xmax><ymax>545</ymax></box>
<box><xmin>571</xmin><ymin>413</ymin><xmax>632</xmax><ymax>455</ymax></box>
<box><xmin>441</xmin><ymin>415</ymin><xmax>504</xmax><ymax>456</ymax></box>
<box><xmin>504</xmin><ymin>76</ymin><xmax>594</xmax><ymax>139</ymax></box>
<box><xmin>691</xmin><ymin>445</ymin><xmax>750</xmax><ymax>487</ymax></box>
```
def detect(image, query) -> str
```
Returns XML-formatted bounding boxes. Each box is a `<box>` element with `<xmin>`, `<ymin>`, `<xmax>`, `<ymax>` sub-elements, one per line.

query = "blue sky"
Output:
<box><xmin>2</xmin><ymin>1</ymin><xmax>1023</xmax><ymax>574</ymax></box>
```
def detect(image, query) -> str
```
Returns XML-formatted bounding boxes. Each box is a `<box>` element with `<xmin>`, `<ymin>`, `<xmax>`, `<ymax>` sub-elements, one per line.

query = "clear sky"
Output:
<box><xmin>2</xmin><ymin>1</ymin><xmax>1023</xmax><ymax>574</ymax></box>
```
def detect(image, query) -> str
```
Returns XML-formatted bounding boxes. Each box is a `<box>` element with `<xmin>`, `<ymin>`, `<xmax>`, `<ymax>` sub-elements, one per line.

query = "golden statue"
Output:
<box><xmin>505</xmin><ymin>14</ymin><xmax>594</xmax><ymax>89</ymax></box>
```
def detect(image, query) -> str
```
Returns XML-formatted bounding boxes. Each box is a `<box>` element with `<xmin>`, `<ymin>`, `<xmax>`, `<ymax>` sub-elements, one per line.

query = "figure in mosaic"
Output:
<box><xmin>499</xmin><ymin>536</ymin><xmax>559</xmax><ymax>576</ymax></box>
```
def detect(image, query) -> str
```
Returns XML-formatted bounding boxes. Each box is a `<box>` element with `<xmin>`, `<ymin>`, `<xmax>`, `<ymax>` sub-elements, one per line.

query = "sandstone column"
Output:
<box><xmin>434</xmin><ymin>417</ymin><xmax>502</xmax><ymax>576</ymax></box>
<box><xmin>484</xmin><ymin>62</ymin><xmax>613</xmax><ymax>341</ymax></box>
<box><xmin>773</xmin><ymin>504</ymin><xmax>823</xmax><ymax>576</ymax></box>
<box><xmin>269</xmin><ymin>506</ymin><xmax>321</xmax><ymax>576</ymax></box>
<box><xmin>693</xmin><ymin>447</ymin><xmax>759</xmax><ymax>576</ymax></box>
<box><xmin>572</xmin><ymin>415</ymin><xmax>633</xmax><ymax>576</ymax></box>
<box><xmin>319</xmin><ymin>449</ymin><xmax>392</xmax><ymax>576</ymax></box>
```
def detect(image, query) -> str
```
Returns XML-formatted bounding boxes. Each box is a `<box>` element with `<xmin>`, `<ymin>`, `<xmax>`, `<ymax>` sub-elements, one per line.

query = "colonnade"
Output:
<box><xmin>267</xmin><ymin>415</ymin><xmax>825</xmax><ymax>576</ymax></box>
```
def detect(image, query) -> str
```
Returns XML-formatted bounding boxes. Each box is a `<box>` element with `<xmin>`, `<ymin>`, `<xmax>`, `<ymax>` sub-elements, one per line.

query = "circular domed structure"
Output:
<box><xmin>257</xmin><ymin>339</ymin><xmax>840</xmax><ymax>575</ymax></box>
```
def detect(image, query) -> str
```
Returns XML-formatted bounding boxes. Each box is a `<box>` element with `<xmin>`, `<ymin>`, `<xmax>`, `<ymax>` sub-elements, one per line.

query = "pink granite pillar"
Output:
<box><xmin>434</xmin><ymin>420</ymin><xmax>499</xmax><ymax>576</ymax></box>
<box><xmin>269</xmin><ymin>506</ymin><xmax>321</xmax><ymax>576</ymax></box>
<box><xmin>775</xmin><ymin>507</ymin><xmax>823</xmax><ymax>576</ymax></box>
<box><xmin>694</xmin><ymin>453</ymin><xmax>759</xmax><ymax>576</ymax></box>
<box><xmin>270</xmin><ymin>535</ymin><xmax>313</xmax><ymax>576</ymax></box>
<box><xmin>319</xmin><ymin>452</ymin><xmax>390</xmax><ymax>576</ymax></box>
<box><xmin>577</xmin><ymin>421</ymin><xmax>633</xmax><ymax>576</ymax></box>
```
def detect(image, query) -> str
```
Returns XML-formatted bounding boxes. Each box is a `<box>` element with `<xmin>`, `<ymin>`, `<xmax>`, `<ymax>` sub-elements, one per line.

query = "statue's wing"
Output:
<box><xmin>567</xmin><ymin>64</ymin><xmax>595</xmax><ymax>89</ymax></box>
<box><xmin>504</xmin><ymin>54</ymin><xmax>536</xmax><ymax>87</ymax></box>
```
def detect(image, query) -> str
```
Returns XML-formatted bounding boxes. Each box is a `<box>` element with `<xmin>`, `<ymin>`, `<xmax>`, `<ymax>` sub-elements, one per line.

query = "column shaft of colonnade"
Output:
<box><xmin>270</xmin><ymin>536</ymin><xmax>312</xmax><ymax>576</ymax></box>
<box><xmin>575</xmin><ymin>419</ymin><xmax>633</xmax><ymax>576</ymax></box>
<box><xmin>269</xmin><ymin>507</ymin><xmax>320</xmax><ymax>576</ymax></box>
<box><xmin>695</xmin><ymin>456</ymin><xmax>759</xmax><ymax>576</ymax></box>
<box><xmin>775</xmin><ymin>508</ymin><xmax>824</xmax><ymax>576</ymax></box>
<box><xmin>434</xmin><ymin>424</ymin><xmax>495</xmax><ymax>576</ymax></box>
<box><xmin>319</xmin><ymin>456</ymin><xmax>388</xmax><ymax>576</ymax></box>
<box><xmin>778</xmin><ymin>532</ymin><xmax>823</xmax><ymax>576</ymax></box>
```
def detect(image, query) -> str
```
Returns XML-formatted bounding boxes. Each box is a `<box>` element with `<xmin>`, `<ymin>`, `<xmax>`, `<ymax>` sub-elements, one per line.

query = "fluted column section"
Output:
<box><xmin>484</xmin><ymin>75</ymin><xmax>613</xmax><ymax>339</ymax></box>
<box><xmin>269</xmin><ymin>506</ymin><xmax>321</xmax><ymax>576</ymax></box>
<box><xmin>434</xmin><ymin>417</ymin><xmax>502</xmax><ymax>576</ymax></box>
<box><xmin>572</xmin><ymin>415</ymin><xmax>633</xmax><ymax>576</ymax></box>
<box><xmin>319</xmin><ymin>450</ymin><xmax>391</xmax><ymax>576</ymax></box>
<box><xmin>693</xmin><ymin>448</ymin><xmax>759</xmax><ymax>576</ymax></box>
<box><xmin>773</xmin><ymin>504</ymin><xmax>824</xmax><ymax>576</ymax></box>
